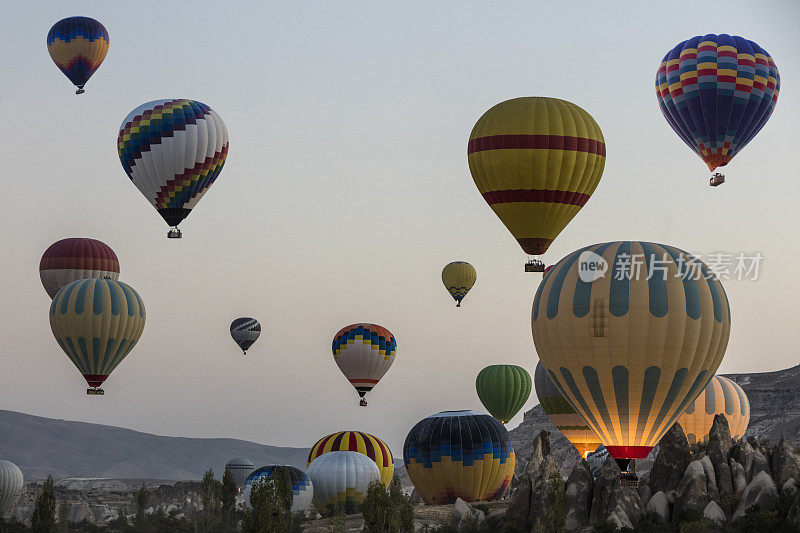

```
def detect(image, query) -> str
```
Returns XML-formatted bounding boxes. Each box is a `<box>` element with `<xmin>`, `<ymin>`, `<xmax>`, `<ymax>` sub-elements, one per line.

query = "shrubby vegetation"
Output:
<box><xmin>360</xmin><ymin>475</ymin><xmax>414</xmax><ymax>533</ymax></box>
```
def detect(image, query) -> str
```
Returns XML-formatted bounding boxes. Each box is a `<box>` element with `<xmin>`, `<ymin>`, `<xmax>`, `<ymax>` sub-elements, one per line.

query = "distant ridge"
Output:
<box><xmin>0</xmin><ymin>409</ymin><xmax>309</xmax><ymax>480</ymax></box>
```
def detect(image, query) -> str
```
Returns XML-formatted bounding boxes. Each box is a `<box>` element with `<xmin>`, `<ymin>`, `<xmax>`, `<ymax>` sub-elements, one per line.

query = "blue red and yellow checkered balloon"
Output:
<box><xmin>656</xmin><ymin>34</ymin><xmax>779</xmax><ymax>174</ymax></box>
<box><xmin>47</xmin><ymin>17</ymin><xmax>109</xmax><ymax>93</ymax></box>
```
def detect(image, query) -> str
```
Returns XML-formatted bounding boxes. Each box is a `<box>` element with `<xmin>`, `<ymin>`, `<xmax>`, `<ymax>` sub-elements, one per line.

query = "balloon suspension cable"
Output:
<box><xmin>167</xmin><ymin>227</ymin><xmax>182</xmax><ymax>239</ymax></box>
<box><xmin>359</xmin><ymin>398</ymin><xmax>368</xmax><ymax>407</ymax></box>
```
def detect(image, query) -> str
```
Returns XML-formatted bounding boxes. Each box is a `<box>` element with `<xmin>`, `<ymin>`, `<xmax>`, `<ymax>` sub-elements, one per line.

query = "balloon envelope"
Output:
<box><xmin>475</xmin><ymin>365</ymin><xmax>531</xmax><ymax>424</ymax></box>
<box><xmin>656</xmin><ymin>34</ymin><xmax>779</xmax><ymax>172</ymax></box>
<box><xmin>532</xmin><ymin>241</ymin><xmax>731</xmax><ymax>463</ymax></box>
<box><xmin>0</xmin><ymin>460</ymin><xmax>24</xmax><ymax>515</ymax></box>
<box><xmin>468</xmin><ymin>97</ymin><xmax>605</xmax><ymax>256</ymax></box>
<box><xmin>403</xmin><ymin>410</ymin><xmax>514</xmax><ymax>504</ymax></box>
<box><xmin>47</xmin><ymin>17</ymin><xmax>109</xmax><ymax>92</ymax></box>
<box><xmin>332</xmin><ymin>324</ymin><xmax>396</xmax><ymax>403</ymax></box>
<box><xmin>307</xmin><ymin>431</ymin><xmax>394</xmax><ymax>487</ymax></box>
<box><xmin>117</xmin><ymin>99</ymin><xmax>229</xmax><ymax>231</ymax></box>
<box><xmin>225</xmin><ymin>458</ymin><xmax>254</xmax><ymax>492</ymax></box>
<box><xmin>230</xmin><ymin>318</ymin><xmax>261</xmax><ymax>354</ymax></box>
<box><xmin>243</xmin><ymin>465</ymin><xmax>313</xmax><ymax>512</ymax></box>
<box><xmin>49</xmin><ymin>278</ymin><xmax>146</xmax><ymax>389</ymax></box>
<box><xmin>306</xmin><ymin>451</ymin><xmax>379</xmax><ymax>514</ymax></box>
<box><xmin>441</xmin><ymin>262</ymin><xmax>476</xmax><ymax>306</ymax></box>
<box><xmin>675</xmin><ymin>375</ymin><xmax>749</xmax><ymax>445</ymax></box>
<box><xmin>40</xmin><ymin>238</ymin><xmax>119</xmax><ymax>299</ymax></box>
<box><xmin>534</xmin><ymin>361</ymin><xmax>601</xmax><ymax>457</ymax></box>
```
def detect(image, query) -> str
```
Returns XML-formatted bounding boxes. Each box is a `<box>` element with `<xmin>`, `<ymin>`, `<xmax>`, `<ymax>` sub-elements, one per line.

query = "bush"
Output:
<box><xmin>361</xmin><ymin>475</ymin><xmax>414</xmax><ymax>532</ymax></box>
<box><xmin>545</xmin><ymin>473</ymin><xmax>566</xmax><ymax>533</ymax></box>
<box><xmin>633</xmin><ymin>510</ymin><xmax>673</xmax><ymax>533</ymax></box>
<box><xmin>242</xmin><ymin>468</ymin><xmax>300</xmax><ymax>533</ymax></box>
<box><xmin>678</xmin><ymin>517</ymin><xmax>722</xmax><ymax>533</ymax></box>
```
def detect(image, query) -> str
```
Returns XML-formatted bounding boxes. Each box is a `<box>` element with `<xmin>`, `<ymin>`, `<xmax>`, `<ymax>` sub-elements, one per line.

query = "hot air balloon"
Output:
<box><xmin>656</xmin><ymin>34</ymin><xmax>780</xmax><ymax>187</ymax></box>
<box><xmin>475</xmin><ymin>365</ymin><xmax>531</xmax><ymax>424</ymax></box>
<box><xmin>468</xmin><ymin>97</ymin><xmax>606</xmax><ymax>272</ymax></box>
<box><xmin>230</xmin><ymin>318</ymin><xmax>261</xmax><ymax>355</ymax></box>
<box><xmin>306</xmin><ymin>451</ymin><xmax>379</xmax><ymax>514</ymax></box>
<box><xmin>46</xmin><ymin>17</ymin><xmax>109</xmax><ymax>94</ymax></box>
<box><xmin>675</xmin><ymin>375</ymin><xmax>750</xmax><ymax>445</ymax></box>
<box><xmin>332</xmin><ymin>324</ymin><xmax>396</xmax><ymax>406</ymax></box>
<box><xmin>243</xmin><ymin>465</ymin><xmax>313</xmax><ymax>512</ymax></box>
<box><xmin>50</xmin><ymin>278</ymin><xmax>146</xmax><ymax>395</ymax></box>
<box><xmin>39</xmin><ymin>238</ymin><xmax>120</xmax><ymax>299</ymax></box>
<box><xmin>534</xmin><ymin>361</ymin><xmax>601</xmax><ymax>458</ymax></box>
<box><xmin>0</xmin><ymin>460</ymin><xmax>23</xmax><ymax>516</ymax></box>
<box><xmin>117</xmin><ymin>99</ymin><xmax>229</xmax><ymax>238</ymax></box>
<box><xmin>532</xmin><ymin>241</ymin><xmax>730</xmax><ymax>477</ymax></box>
<box><xmin>307</xmin><ymin>431</ymin><xmax>394</xmax><ymax>487</ymax></box>
<box><xmin>404</xmin><ymin>410</ymin><xmax>514</xmax><ymax>504</ymax></box>
<box><xmin>441</xmin><ymin>262</ymin><xmax>476</xmax><ymax>307</ymax></box>
<box><xmin>225</xmin><ymin>458</ymin><xmax>254</xmax><ymax>493</ymax></box>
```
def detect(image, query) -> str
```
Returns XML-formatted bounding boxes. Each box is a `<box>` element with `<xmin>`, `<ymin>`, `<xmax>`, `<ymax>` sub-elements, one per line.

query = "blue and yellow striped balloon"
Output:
<box><xmin>47</xmin><ymin>17</ymin><xmax>109</xmax><ymax>94</ymax></box>
<box><xmin>531</xmin><ymin>241</ymin><xmax>730</xmax><ymax>467</ymax></box>
<box><xmin>49</xmin><ymin>278</ymin><xmax>146</xmax><ymax>392</ymax></box>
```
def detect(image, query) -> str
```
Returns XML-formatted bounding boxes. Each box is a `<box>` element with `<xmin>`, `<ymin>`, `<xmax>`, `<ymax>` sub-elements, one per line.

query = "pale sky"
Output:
<box><xmin>1</xmin><ymin>1</ymin><xmax>798</xmax><ymax>457</ymax></box>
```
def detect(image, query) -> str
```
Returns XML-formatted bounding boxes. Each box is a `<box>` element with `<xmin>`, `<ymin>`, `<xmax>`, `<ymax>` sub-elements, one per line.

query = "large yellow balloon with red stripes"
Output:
<box><xmin>307</xmin><ymin>431</ymin><xmax>394</xmax><ymax>486</ymax></box>
<box><xmin>468</xmin><ymin>97</ymin><xmax>606</xmax><ymax>256</ymax></box>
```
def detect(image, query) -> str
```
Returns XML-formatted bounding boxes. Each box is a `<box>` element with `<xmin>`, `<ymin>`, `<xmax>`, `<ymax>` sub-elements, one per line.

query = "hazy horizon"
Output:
<box><xmin>1</xmin><ymin>1</ymin><xmax>798</xmax><ymax>458</ymax></box>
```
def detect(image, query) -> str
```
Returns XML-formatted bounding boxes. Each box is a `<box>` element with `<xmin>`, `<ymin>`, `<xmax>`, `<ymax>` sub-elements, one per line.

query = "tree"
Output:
<box><xmin>220</xmin><ymin>467</ymin><xmax>238</xmax><ymax>530</ymax></box>
<box><xmin>134</xmin><ymin>483</ymin><xmax>148</xmax><ymax>531</ymax></box>
<box><xmin>56</xmin><ymin>499</ymin><xmax>70</xmax><ymax>532</ymax></box>
<box><xmin>200</xmin><ymin>468</ymin><xmax>220</xmax><ymax>532</ymax></box>
<box><xmin>31</xmin><ymin>475</ymin><xmax>57</xmax><ymax>533</ymax></box>
<box><xmin>361</xmin><ymin>475</ymin><xmax>414</xmax><ymax>532</ymax></box>
<box><xmin>545</xmin><ymin>473</ymin><xmax>566</xmax><ymax>533</ymax></box>
<box><xmin>242</xmin><ymin>468</ymin><xmax>298</xmax><ymax>533</ymax></box>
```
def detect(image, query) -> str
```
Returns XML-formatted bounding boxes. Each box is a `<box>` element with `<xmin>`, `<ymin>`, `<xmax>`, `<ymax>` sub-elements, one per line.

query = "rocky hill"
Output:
<box><xmin>0</xmin><ymin>409</ymin><xmax>309</xmax><ymax>480</ymax></box>
<box><xmin>725</xmin><ymin>364</ymin><xmax>800</xmax><ymax>447</ymax></box>
<box><xmin>509</xmin><ymin>364</ymin><xmax>800</xmax><ymax>470</ymax></box>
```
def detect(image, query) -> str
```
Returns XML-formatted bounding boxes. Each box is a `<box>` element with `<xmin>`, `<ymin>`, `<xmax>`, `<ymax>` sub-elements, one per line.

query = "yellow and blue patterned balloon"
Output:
<box><xmin>50</xmin><ymin>278</ymin><xmax>146</xmax><ymax>392</ymax></box>
<box><xmin>442</xmin><ymin>261</ymin><xmax>476</xmax><ymax>307</ymax></box>
<box><xmin>404</xmin><ymin>410</ymin><xmax>515</xmax><ymax>504</ymax></box>
<box><xmin>532</xmin><ymin>241</ymin><xmax>730</xmax><ymax>469</ymax></box>
<box><xmin>47</xmin><ymin>17</ymin><xmax>109</xmax><ymax>94</ymax></box>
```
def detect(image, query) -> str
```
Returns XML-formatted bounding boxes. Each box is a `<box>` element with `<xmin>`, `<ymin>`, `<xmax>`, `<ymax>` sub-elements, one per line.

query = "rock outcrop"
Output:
<box><xmin>564</xmin><ymin>460</ymin><xmax>593</xmax><ymax>532</ymax></box>
<box><xmin>674</xmin><ymin>460</ymin><xmax>711</xmax><ymax>517</ymax></box>
<box><xmin>770</xmin><ymin>436</ymin><xmax>800</xmax><ymax>487</ymax></box>
<box><xmin>649</xmin><ymin>423</ymin><xmax>690</xmax><ymax>495</ymax></box>
<box><xmin>703</xmin><ymin>500</ymin><xmax>725</xmax><ymax>524</ymax></box>
<box><xmin>732</xmin><ymin>471</ymin><xmax>779</xmax><ymax>521</ymax></box>
<box><xmin>506</xmin><ymin>431</ymin><xmax>561</xmax><ymax>531</ymax></box>
<box><xmin>645</xmin><ymin>491</ymin><xmax>669</xmax><ymax>521</ymax></box>
<box><xmin>707</xmin><ymin>414</ymin><xmax>734</xmax><ymax>499</ymax></box>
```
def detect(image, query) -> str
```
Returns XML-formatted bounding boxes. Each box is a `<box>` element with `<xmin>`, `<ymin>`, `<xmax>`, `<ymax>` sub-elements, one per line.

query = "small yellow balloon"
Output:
<box><xmin>441</xmin><ymin>261</ymin><xmax>476</xmax><ymax>307</ymax></box>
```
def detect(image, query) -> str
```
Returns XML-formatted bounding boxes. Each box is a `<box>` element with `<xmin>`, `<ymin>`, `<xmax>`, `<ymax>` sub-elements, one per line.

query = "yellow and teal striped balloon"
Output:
<box><xmin>442</xmin><ymin>261</ymin><xmax>477</xmax><ymax>307</ymax></box>
<box><xmin>476</xmin><ymin>365</ymin><xmax>531</xmax><ymax>424</ymax></box>
<box><xmin>49</xmin><ymin>278</ymin><xmax>146</xmax><ymax>392</ymax></box>
<box><xmin>532</xmin><ymin>241</ymin><xmax>730</xmax><ymax>468</ymax></box>
<box><xmin>676</xmin><ymin>375</ymin><xmax>750</xmax><ymax>445</ymax></box>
